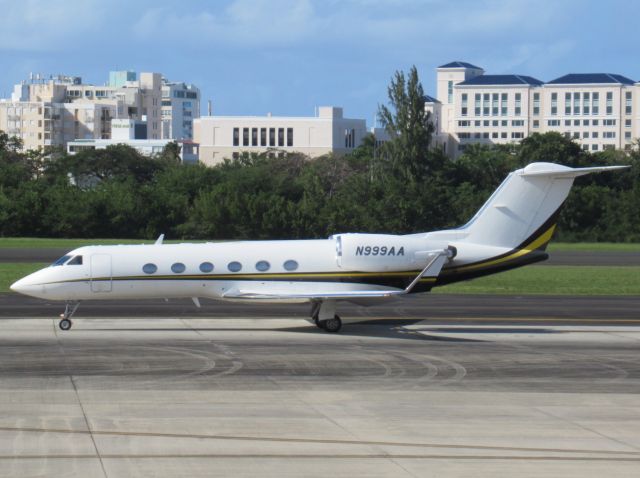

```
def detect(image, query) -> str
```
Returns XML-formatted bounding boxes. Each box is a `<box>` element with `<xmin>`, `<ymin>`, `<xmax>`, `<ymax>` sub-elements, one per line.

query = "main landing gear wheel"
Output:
<box><xmin>59</xmin><ymin>318</ymin><xmax>72</xmax><ymax>331</ymax></box>
<box><xmin>320</xmin><ymin>315</ymin><xmax>342</xmax><ymax>333</ymax></box>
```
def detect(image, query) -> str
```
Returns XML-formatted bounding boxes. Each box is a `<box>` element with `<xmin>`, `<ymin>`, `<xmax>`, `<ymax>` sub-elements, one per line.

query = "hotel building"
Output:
<box><xmin>430</xmin><ymin>62</ymin><xmax>639</xmax><ymax>157</ymax></box>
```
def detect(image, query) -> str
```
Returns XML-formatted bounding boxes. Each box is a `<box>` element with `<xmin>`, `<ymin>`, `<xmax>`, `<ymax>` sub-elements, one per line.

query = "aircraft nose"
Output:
<box><xmin>10</xmin><ymin>275</ymin><xmax>44</xmax><ymax>298</ymax></box>
<box><xmin>10</xmin><ymin>277</ymin><xmax>28</xmax><ymax>293</ymax></box>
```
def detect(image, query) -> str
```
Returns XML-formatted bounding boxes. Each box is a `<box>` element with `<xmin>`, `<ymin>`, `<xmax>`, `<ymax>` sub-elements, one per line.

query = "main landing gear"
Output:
<box><xmin>311</xmin><ymin>301</ymin><xmax>343</xmax><ymax>333</ymax></box>
<box><xmin>59</xmin><ymin>302</ymin><xmax>80</xmax><ymax>331</ymax></box>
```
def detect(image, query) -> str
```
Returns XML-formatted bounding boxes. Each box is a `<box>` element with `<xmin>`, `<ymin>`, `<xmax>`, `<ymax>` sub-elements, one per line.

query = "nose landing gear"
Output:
<box><xmin>59</xmin><ymin>302</ymin><xmax>80</xmax><ymax>331</ymax></box>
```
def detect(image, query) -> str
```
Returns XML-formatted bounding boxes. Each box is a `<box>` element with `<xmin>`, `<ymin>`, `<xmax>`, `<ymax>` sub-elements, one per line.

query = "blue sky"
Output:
<box><xmin>1</xmin><ymin>0</ymin><xmax>638</xmax><ymax>124</ymax></box>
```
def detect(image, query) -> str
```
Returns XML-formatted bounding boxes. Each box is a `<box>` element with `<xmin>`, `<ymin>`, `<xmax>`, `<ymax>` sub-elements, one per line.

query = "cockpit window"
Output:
<box><xmin>51</xmin><ymin>255</ymin><xmax>71</xmax><ymax>266</ymax></box>
<box><xmin>67</xmin><ymin>255</ymin><xmax>83</xmax><ymax>265</ymax></box>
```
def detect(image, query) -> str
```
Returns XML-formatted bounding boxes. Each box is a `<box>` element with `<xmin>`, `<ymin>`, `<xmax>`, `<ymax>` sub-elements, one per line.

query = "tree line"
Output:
<box><xmin>0</xmin><ymin>66</ymin><xmax>638</xmax><ymax>242</ymax></box>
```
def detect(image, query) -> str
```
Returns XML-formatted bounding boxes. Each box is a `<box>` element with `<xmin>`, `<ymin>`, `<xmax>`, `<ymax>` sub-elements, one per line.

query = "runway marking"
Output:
<box><xmin>0</xmin><ymin>453</ymin><xmax>639</xmax><ymax>461</ymax></box>
<box><xmin>364</xmin><ymin>317</ymin><xmax>640</xmax><ymax>324</ymax></box>
<box><xmin>1</xmin><ymin>426</ymin><xmax>639</xmax><ymax>457</ymax></box>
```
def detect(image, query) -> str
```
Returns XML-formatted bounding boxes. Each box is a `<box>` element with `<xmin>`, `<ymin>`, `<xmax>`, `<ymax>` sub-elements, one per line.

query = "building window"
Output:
<box><xmin>278</xmin><ymin>128</ymin><xmax>284</xmax><ymax>147</ymax></box>
<box><xmin>606</xmin><ymin>91</ymin><xmax>613</xmax><ymax>115</ymax></box>
<box><xmin>592</xmin><ymin>144</ymin><xmax>598</xmax><ymax>151</ymax></box>
<box><xmin>547</xmin><ymin>119</ymin><xmax>560</xmax><ymax>127</ymax></box>
<box><xmin>448</xmin><ymin>81</ymin><xmax>453</xmax><ymax>104</ymax></box>
<box><xmin>483</xmin><ymin>120</ymin><xmax>489</xmax><ymax>127</ymax></box>
<box><xmin>551</xmin><ymin>92</ymin><xmax>557</xmax><ymax>116</ymax></box>
<box><xmin>501</xmin><ymin>93</ymin><xmax>508</xmax><ymax>116</ymax></box>
<box><xmin>287</xmin><ymin>127</ymin><xmax>293</xmax><ymax>147</ymax></box>
<box><xmin>533</xmin><ymin>92</ymin><xmax>540</xmax><ymax>116</ymax></box>
<box><xmin>593</xmin><ymin>119</ymin><xmax>599</xmax><ymax>126</ymax></box>
<box><xmin>583</xmin><ymin>119</ymin><xmax>589</xmax><ymax>126</ymax></box>
<box><xmin>592</xmin><ymin>131</ymin><xmax>599</xmax><ymax>138</ymax></box>
<box><xmin>492</xmin><ymin>132</ymin><xmax>499</xmax><ymax>138</ymax></box>
<box><xmin>228</xmin><ymin>261</ymin><xmax>242</xmax><ymax>272</ymax></box>
<box><xmin>260</xmin><ymin>128</ymin><xmax>267</xmax><ymax>146</ymax></box>
<box><xmin>492</xmin><ymin>120</ymin><xmax>498</xmax><ymax>127</ymax></box>
<box><xmin>592</xmin><ymin>92</ymin><xmax>599</xmax><ymax>115</ymax></box>
<box><xmin>565</xmin><ymin>92</ymin><xmax>571</xmax><ymax>115</ymax></box>
<box><xmin>461</xmin><ymin>93</ymin><xmax>468</xmax><ymax>116</ymax></box>
<box><xmin>243</xmin><ymin>128</ymin><xmax>249</xmax><ymax>146</ymax></box>
<box><xmin>574</xmin><ymin>119</ymin><xmax>580</xmax><ymax>126</ymax></box>
<box><xmin>625</xmin><ymin>91</ymin><xmax>632</xmax><ymax>115</ymax></box>
<box><xmin>483</xmin><ymin>93</ymin><xmax>489</xmax><ymax>116</ymax></box>
<box><xmin>501</xmin><ymin>120</ymin><xmax>507</xmax><ymax>127</ymax></box>
<box><xmin>142</xmin><ymin>263</ymin><xmax>157</xmax><ymax>274</ymax></box>
<box><xmin>603</xmin><ymin>131</ymin><xmax>616</xmax><ymax>138</ymax></box>
<box><xmin>474</xmin><ymin>93</ymin><xmax>481</xmax><ymax>116</ymax></box>
<box><xmin>625</xmin><ymin>131</ymin><xmax>632</xmax><ymax>139</ymax></box>
<box><xmin>251</xmin><ymin>128</ymin><xmax>258</xmax><ymax>146</ymax></box>
<box><xmin>583</xmin><ymin>92</ymin><xmax>590</xmax><ymax>115</ymax></box>
<box><xmin>514</xmin><ymin>93</ymin><xmax>521</xmax><ymax>116</ymax></box>
<box><xmin>604</xmin><ymin>119</ymin><xmax>616</xmax><ymax>126</ymax></box>
<box><xmin>199</xmin><ymin>262</ymin><xmax>214</xmax><ymax>273</ymax></box>
<box><xmin>564</xmin><ymin>119</ymin><xmax>571</xmax><ymax>126</ymax></box>
<box><xmin>501</xmin><ymin>132</ymin><xmax>507</xmax><ymax>139</ymax></box>
<box><xmin>533</xmin><ymin>120</ymin><xmax>539</xmax><ymax>128</ymax></box>
<box><xmin>171</xmin><ymin>263</ymin><xmax>186</xmax><ymax>274</ymax></box>
<box><xmin>269</xmin><ymin>128</ymin><xmax>275</xmax><ymax>146</ymax></box>
<box><xmin>232</xmin><ymin>128</ymin><xmax>239</xmax><ymax>146</ymax></box>
<box><xmin>512</xmin><ymin>120</ymin><xmax>524</xmax><ymax>127</ymax></box>
<box><xmin>511</xmin><ymin>132</ymin><xmax>524</xmax><ymax>139</ymax></box>
<box><xmin>573</xmin><ymin>92</ymin><xmax>580</xmax><ymax>115</ymax></box>
<box><xmin>492</xmin><ymin>93</ymin><xmax>499</xmax><ymax>116</ymax></box>
<box><xmin>458</xmin><ymin>120</ymin><xmax>469</xmax><ymax>127</ymax></box>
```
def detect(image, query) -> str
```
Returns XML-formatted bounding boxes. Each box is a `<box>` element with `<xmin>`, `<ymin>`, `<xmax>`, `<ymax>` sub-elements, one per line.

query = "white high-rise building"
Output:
<box><xmin>161</xmin><ymin>80</ymin><xmax>200</xmax><ymax>140</ymax></box>
<box><xmin>0</xmin><ymin>71</ymin><xmax>168</xmax><ymax>151</ymax></box>
<box><xmin>430</xmin><ymin>61</ymin><xmax>640</xmax><ymax>157</ymax></box>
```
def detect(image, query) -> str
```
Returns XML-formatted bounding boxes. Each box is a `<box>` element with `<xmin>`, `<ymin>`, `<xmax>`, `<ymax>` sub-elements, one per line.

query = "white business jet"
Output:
<box><xmin>11</xmin><ymin>162</ymin><xmax>626</xmax><ymax>332</ymax></box>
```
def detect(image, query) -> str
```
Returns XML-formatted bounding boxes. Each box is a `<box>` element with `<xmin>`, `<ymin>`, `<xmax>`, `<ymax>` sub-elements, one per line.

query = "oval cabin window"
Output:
<box><xmin>283</xmin><ymin>260</ymin><xmax>298</xmax><ymax>271</ymax></box>
<box><xmin>228</xmin><ymin>261</ymin><xmax>242</xmax><ymax>272</ymax></box>
<box><xmin>199</xmin><ymin>262</ymin><xmax>214</xmax><ymax>273</ymax></box>
<box><xmin>171</xmin><ymin>263</ymin><xmax>186</xmax><ymax>273</ymax></box>
<box><xmin>142</xmin><ymin>263</ymin><xmax>157</xmax><ymax>274</ymax></box>
<box><xmin>255</xmin><ymin>260</ymin><xmax>270</xmax><ymax>272</ymax></box>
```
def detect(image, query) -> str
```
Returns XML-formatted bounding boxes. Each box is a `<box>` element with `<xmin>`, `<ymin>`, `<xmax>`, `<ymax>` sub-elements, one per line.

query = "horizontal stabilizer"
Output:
<box><xmin>520</xmin><ymin>163</ymin><xmax>629</xmax><ymax>178</ymax></box>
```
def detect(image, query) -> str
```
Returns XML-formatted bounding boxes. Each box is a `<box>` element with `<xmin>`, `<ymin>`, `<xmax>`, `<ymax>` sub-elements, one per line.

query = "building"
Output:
<box><xmin>431</xmin><ymin>61</ymin><xmax>640</xmax><ymax>157</ymax></box>
<box><xmin>194</xmin><ymin>106</ymin><xmax>367</xmax><ymax>166</ymax></box>
<box><xmin>161</xmin><ymin>80</ymin><xmax>200</xmax><ymax>140</ymax></box>
<box><xmin>0</xmin><ymin>70</ymin><xmax>196</xmax><ymax>152</ymax></box>
<box><xmin>66</xmin><ymin>119</ymin><xmax>199</xmax><ymax>163</ymax></box>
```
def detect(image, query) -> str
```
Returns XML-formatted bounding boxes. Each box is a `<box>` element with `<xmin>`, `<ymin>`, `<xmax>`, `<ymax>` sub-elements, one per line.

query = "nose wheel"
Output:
<box><xmin>58</xmin><ymin>302</ymin><xmax>80</xmax><ymax>331</ymax></box>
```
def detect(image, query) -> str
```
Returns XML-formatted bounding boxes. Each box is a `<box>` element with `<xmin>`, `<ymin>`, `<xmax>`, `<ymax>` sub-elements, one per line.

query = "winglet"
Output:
<box><xmin>155</xmin><ymin>234</ymin><xmax>165</xmax><ymax>245</ymax></box>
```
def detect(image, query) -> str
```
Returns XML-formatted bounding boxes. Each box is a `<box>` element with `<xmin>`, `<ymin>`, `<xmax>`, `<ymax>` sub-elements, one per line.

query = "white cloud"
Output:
<box><xmin>0</xmin><ymin>0</ymin><xmax>107</xmax><ymax>51</ymax></box>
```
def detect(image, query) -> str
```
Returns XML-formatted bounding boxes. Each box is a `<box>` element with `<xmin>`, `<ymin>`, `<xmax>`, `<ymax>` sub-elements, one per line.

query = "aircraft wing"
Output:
<box><xmin>222</xmin><ymin>250</ymin><xmax>450</xmax><ymax>301</ymax></box>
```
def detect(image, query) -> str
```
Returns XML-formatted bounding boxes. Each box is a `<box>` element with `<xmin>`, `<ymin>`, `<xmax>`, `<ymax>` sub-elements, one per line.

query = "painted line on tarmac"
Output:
<box><xmin>1</xmin><ymin>454</ymin><xmax>639</xmax><ymax>461</ymax></box>
<box><xmin>1</xmin><ymin>426</ymin><xmax>639</xmax><ymax>456</ymax></box>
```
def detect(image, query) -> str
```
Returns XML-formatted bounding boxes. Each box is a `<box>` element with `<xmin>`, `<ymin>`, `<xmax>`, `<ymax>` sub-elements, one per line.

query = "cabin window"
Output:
<box><xmin>227</xmin><ymin>261</ymin><xmax>242</xmax><ymax>272</ymax></box>
<box><xmin>67</xmin><ymin>255</ymin><xmax>83</xmax><ymax>265</ymax></box>
<box><xmin>142</xmin><ymin>263</ymin><xmax>157</xmax><ymax>274</ymax></box>
<box><xmin>255</xmin><ymin>260</ymin><xmax>270</xmax><ymax>272</ymax></box>
<box><xmin>283</xmin><ymin>260</ymin><xmax>298</xmax><ymax>271</ymax></box>
<box><xmin>51</xmin><ymin>255</ymin><xmax>71</xmax><ymax>266</ymax></box>
<box><xmin>199</xmin><ymin>262</ymin><xmax>214</xmax><ymax>273</ymax></box>
<box><xmin>171</xmin><ymin>263</ymin><xmax>186</xmax><ymax>273</ymax></box>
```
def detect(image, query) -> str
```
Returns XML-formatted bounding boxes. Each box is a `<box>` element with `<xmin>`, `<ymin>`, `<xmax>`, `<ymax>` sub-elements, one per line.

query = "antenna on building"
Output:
<box><xmin>207</xmin><ymin>99</ymin><xmax>212</xmax><ymax>116</ymax></box>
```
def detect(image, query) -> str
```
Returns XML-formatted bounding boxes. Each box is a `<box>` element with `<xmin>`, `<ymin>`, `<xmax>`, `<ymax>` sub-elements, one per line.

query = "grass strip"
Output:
<box><xmin>0</xmin><ymin>263</ymin><xmax>48</xmax><ymax>293</ymax></box>
<box><xmin>433</xmin><ymin>266</ymin><xmax>640</xmax><ymax>295</ymax></box>
<box><xmin>1</xmin><ymin>263</ymin><xmax>639</xmax><ymax>296</ymax></box>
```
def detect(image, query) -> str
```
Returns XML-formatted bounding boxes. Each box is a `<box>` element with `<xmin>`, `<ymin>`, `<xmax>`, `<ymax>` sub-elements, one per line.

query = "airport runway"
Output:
<box><xmin>1</xmin><ymin>247</ymin><xmax>640</xmax><ymax>266</ymax></box>
<box><xmin>1</xmin><ymin>293</ymin><xmax>640</xmax><ymax>477</ymax></box>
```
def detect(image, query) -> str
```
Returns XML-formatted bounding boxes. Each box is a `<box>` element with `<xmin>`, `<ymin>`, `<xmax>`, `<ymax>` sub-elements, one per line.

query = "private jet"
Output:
<box><xmin>10</xmin><ymin>162</ymin><xmax>626</xmax><ymax>332</ymax></box>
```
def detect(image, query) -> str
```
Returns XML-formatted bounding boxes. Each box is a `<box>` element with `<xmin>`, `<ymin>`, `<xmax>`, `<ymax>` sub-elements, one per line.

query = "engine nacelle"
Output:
<box><xmin>334</xmin><ymin>233</ymin><xmax>435</xmax><ymax>272</ymax></box>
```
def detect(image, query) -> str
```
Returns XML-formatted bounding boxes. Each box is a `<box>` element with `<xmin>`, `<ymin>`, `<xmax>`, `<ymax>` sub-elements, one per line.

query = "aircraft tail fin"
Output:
<box><xmin>459</xmin><ymin>162</ymin><xmax>627</xmax><ymax>250</ymax></box>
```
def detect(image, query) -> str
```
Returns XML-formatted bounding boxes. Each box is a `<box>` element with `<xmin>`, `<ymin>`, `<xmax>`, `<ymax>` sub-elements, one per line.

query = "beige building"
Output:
<box><xmin>194</xmin><ymin>106</ymin><xmax>367</xmax><ymax>166</ymax></box>
<box><xmin>431</xmin><ymin>61</ymin><xmax>639</xmax><ymax>157</ymax></box>
<box><xmin>0</xmin><ymin>71</ymin><xmax>164</xmax><ymax>152</ymax></box>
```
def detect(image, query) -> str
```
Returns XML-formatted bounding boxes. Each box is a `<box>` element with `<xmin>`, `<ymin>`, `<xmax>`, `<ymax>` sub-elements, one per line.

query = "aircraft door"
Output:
<box><xmin>90</xmin><ymin>254</ymin><xmax>112</xmax><ymax>293</ymax></box>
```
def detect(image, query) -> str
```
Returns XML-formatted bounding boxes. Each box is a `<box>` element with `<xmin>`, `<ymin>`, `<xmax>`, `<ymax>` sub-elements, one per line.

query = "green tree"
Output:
<box><xmin>377</xmin><ymin>66</ymin><xmax>434</xmax><ymax>182</ymax></box>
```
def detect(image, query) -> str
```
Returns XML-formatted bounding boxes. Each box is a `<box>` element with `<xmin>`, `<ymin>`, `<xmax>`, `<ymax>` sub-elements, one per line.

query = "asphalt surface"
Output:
<box><xmin>2</xmin><ymin>247</ymin><xmax>640</xmax><ymax>266</ymax></box>
<box><xmin>1</xmin><ymin>293</ymin><xmax>639</xmax><ymax>324</ymax></box>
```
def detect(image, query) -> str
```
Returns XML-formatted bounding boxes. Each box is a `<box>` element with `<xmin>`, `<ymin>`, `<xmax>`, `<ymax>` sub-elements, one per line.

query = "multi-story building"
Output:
<box><xmin>431</xmin><ymin>61</ymin><xmax>640</xmax><ymax>157</ymax></box>
<box><xmin>194</xmin><ymin>106</ymin><xmax>367</xmax><ymax>166</ymax></box>
<box><xmin>0</xmin><ymin>71</ymin><xmax>176</xmax><ymax>151</ymax></box>
<box><xmin>67</xmin><ymin>119</ymin><xmax>199</xmax><ymax>163</ymax></box>
<box><xmin>161</xmin><ymin>80</ymin><xmax>200</xmax><ymax>140</ymax></box>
